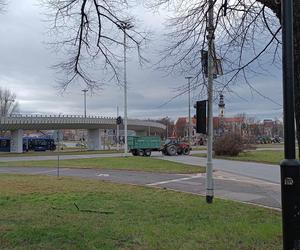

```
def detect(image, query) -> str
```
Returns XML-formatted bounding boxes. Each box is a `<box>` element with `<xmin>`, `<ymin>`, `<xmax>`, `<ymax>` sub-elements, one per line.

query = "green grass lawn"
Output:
<box><xmin>0</xmin><ymin>149</ymin><xmax>119</xmax><ymax>157</ymax></box>
<box><xmin>0</xmin><ymin>174</ymin><xmax>282</xmax><ymax>249</ymax></box>
<box><xmin>194</xmin><ymin>150</ymin><xmax>299</xmax><ymax>165</ymax></box>
<box><xmin>0</xmin><ymin>157</ymin><xmax>204</xmax><ymax>174</ymax></box>
<box><xmin>192</xmin><ymin>146</ymin><xmax>207</xmax><ymax>151</ymax></box>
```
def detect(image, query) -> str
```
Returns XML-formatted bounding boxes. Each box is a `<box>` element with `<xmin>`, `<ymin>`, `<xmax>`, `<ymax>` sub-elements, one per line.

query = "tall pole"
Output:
<box><xmin>166</xmin><ymin>116</ymin><xmax>169</xmax><ymax>139</ymax></box>
<box><xmin>280</xmin><ymin>0</ymin><xmax>300</xmax><ymax>249</ymax></box>
<box><xmin>117</xmin><ymin>106</ymin><xmax>120</xmax><ymax>151</ymax></box>
<box><xmin>118</xmin><ymin>21</ymin><xmax>133</xmax><ymax>156</ymax></box>
<box><xmin>206</xmin><ymin>0</ymin><xmax>214</xmax><ymax>204</ymax></box>
<box><xmin>124</xmin><ymin>27</ymin><xmax>128</xmax><ymax>156</ymax></box>
<box><xmin>185</xmin><ymin>76</ymin><xmax>193</xmax><ymax>148</ymax></box>
<box><xmin>82</xmin><ymin>89</ymin><xmax>88</xmax><ymax>118</ymax></box>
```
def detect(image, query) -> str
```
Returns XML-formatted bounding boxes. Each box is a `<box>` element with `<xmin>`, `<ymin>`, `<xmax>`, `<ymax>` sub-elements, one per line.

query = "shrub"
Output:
<box><xmin>213</xmin><ymin>133</ymin><xmax>243</xmax><ymax>156</ymax></box>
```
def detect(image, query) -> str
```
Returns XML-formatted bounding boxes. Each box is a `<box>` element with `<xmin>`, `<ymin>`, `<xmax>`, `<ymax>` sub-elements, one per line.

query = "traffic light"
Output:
<box><xmin>116</xmin><ymin>116</ymin><xmax>122</xmax><ymax>125</ymax></box>
<box><xmin>195</xmin><ymin>100</ymin><xmax>207</xmax><ymax>134</ymax></box>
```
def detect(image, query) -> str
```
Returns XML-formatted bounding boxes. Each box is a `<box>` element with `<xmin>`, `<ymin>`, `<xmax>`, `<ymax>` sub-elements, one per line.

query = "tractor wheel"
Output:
<box><xmin>183</xmin><ymin>147</ymin><xmax>191</xmax><ymax>155</ymax></box>
<box><xmin>166</xmin><ymin>145</ymin><xmax>177</xmax><ymax>156</ymax></box>
<box><xmin>131</xmin><ymin>150</ymin><xmax>138</xmax><ymax>156</ymax></box>
<box><xmin>143</xmin><ymin>149</ymin><xmax>151</xmax><ymax>157</ymax></box>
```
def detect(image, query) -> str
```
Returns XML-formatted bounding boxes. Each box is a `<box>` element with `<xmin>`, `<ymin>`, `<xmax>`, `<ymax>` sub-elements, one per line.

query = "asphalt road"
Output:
<box><xmin>0</xmin><ymin>151</ymin><xmax>280</xmax><ymax>183</ymax></box>
<box><xmin>0</xmin><ymin>166</ymin><xmax>281</xmax><ymax>209</ymax></box>
<box><xmin>0</xmin><ymin>150</ymin><xmax>282</xmax><ymax>209</ymax></box>
<box><xmin>155</xmin><ymin>155</ymin><xmax>280</xmax><ymax>184</ymax></box>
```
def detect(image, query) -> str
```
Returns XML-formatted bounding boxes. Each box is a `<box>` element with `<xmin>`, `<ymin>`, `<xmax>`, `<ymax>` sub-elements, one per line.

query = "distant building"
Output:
<box><xmin>173</xmin><ymin>115</ymin><xmax>284</xmax><ymax>143</ymax></box>
<box><xmin>174</xmin><ymin>116</ymin><xmax>244</xmax><ymax>141</ymax></box>
<box><xmin>174</xmin><ymin>95</ymin><xmax>282</xmax><ymax>144</ymax></box>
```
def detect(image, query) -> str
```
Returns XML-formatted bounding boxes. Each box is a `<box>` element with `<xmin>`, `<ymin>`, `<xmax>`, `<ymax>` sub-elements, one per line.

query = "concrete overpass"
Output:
<box><xmin>0</xmin><ymin>115</ymin><xmax>166</xmax><ymax>153</ymax></box>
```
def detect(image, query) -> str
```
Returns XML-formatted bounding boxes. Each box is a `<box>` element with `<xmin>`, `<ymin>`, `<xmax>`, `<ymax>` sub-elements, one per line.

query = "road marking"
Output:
<box><xmin>147</xmin><ymin>172</ymin><xmax>279</xmax><ymax>187</ymax></box>
<box><xmin>147</xmin><ymin>174</ymin><xmax>203</xmax><ymax>186</ymax></box>
<box><xmin>213</xmin><ymin>175</ymin><xmax>280</xmax><ymax>186</ymax></box>
<box><xmin>97</xmin><ymin>173</ymin><xmax>110</xmax><ymax>177</ymax></box>
<box><xmin>31</xmin><ymin>168</ymin><xmax>69</xmax><ymax>175</ymax></box>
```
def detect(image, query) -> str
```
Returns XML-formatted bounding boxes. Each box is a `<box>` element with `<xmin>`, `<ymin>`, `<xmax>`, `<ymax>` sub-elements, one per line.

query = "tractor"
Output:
<box><xmin>161</xmin><ymin>138</ymin><xmax>191</xmax><ymax>156</ymax></box>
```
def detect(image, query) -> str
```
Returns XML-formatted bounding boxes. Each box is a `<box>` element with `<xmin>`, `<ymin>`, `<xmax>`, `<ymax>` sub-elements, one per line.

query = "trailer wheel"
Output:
<box><xmin>137</xmin><ymin>150</ymin><xmax>144</xmax><ymax>156</ymax></box>
<box><xmin>166</xmin><ymin>145</ymin><xmax>177</xmax><ymax>156</ymax></box>
<box><xmin>143</xmin><ymin>149</ymin><xmax>151</xmax><ymax>157</ymax></box>
<box><xmin>131</xmin><ymin>150</ymin><xmax>138</xmax><ymax>156</ymax></box>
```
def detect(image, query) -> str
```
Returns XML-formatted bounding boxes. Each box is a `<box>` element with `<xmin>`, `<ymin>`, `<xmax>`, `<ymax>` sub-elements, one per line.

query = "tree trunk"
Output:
<box><xmin>294</xmin><ymin>0</ymin><xmax>300</xmax><ymax>159</ymax></box>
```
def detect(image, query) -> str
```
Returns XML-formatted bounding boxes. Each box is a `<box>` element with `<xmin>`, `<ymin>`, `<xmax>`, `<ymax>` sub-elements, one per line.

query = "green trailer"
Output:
<box><xmin>127</xmin><ymin>136</ymin><xmax>161</xmax><ymax>156</ymax></box>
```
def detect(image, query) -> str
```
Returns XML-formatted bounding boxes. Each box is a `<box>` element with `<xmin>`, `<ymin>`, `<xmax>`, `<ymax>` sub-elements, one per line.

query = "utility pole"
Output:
<box><xmin>206</xmin><ymin>0</ymin><xmax>214</xmax><ymax>204</ymax></box>
<box><xmin>185</xmin><ymin>76</ymin><xmax>193</xmax><ymax>148</ymax></box>
<box><xmin>82</xmin><ymin>89</ymin><xmax>88</xmax><ymax>118</ymax></box>
<box><xmin>118</xmin><ymin>20</ymin><xmax>133</xmax><ymax>156</ymax></box>
<box><xmin>116</xmin><ymin>106</ymin><xmax>120</xmax><ymax>151</ymax></box>
<box><xmin>280</xmin><ymin>0</ymin><xmax>300</xmax><ymax>248</ymax></box>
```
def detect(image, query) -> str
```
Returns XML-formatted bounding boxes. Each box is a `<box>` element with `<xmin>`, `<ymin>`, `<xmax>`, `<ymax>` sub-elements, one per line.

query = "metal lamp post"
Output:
<box><xmin>166</xmin><ymin>116</ymin><xmax>169</xmax><ymax>139</ymax></box>
<box><xmin>118</xmin><ymin>20</ymin><xmax>133</xmax><ymax>156</ymax></box>
<box><xmin>82</xmin><ymin>89</ymin><xmax>88</xmax><ymax>118</ymax></box>
<box><xmin>185</xmin><ymin>76</ymin><xmax>193</xmax><ymax>148</ymax></box>
<box><xmin>116</xmin><ymin>106</ymin><xmax>120</xmax><ymax>151</ymax></box>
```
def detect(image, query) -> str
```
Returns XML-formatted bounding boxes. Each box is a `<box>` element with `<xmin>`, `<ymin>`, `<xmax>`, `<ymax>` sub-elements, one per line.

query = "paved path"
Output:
<box><xmin>0</xmin><ymin>166</ymin><xmax>281</xmax><ymax>209</ymax></box>
<box><xmin>0</xmin><ymin>151</ymin><xmax>282</xmax><ymax>209</ymax></box>
<box><xmin>0</xmin><ymin>151</ymin><xmax>280</xmax><ymax>183</ymax></box>
<box><xmin>0</xmin><ymin>151</ymin><xmax>202</xmax><ymax>162</ymax></box>
<box><xmin>0</xmin><ymin>153</ymin><xmax>124</xmax><ymax>162</ymax></box>
<box><xmin>155</xmin><ymin>155</ymin><xmax>280</xmax><ymax>183</ymax></box>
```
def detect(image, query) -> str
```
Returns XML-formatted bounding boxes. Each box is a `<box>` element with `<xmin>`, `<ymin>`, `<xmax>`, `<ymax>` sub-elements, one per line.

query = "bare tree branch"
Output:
<box><xmin>152</xmin><ymin>0</ymin><xmax>282</xmax><ymax>109</ymax></box>
<box><xmin>43</xmin><ymin>0</ymin><xmax>148</xmax><ymax>90</ymax></box>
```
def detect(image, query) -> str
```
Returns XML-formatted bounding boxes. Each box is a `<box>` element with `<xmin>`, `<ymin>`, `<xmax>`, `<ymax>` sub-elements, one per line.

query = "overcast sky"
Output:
<box><xmin>0</xmin><ymin>0</ymin><xmax>283</xmax><ymax>121</ymax></box>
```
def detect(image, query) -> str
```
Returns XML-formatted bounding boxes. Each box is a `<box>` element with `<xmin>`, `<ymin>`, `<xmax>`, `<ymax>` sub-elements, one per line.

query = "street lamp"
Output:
<box><xmin>185</xmin><ymin>76</ymin><xmax>193</xmax><ymax>148</ymax></box>
<box><xmin>82</xmin><ymin>89</ymin><xmax>88</xmax><ymax>118</ymax></box>
<box><xmin>116</xmin><ymin>105</ymin><xmax>120</xmax><ymax>151</ymax></box>
<box><xmin>118</xmin><ymin>20</ymin><xmax>133</xmax><ymax>156</ymax></box>
<box><xmin>166</xmin><ymin>116</ymin><xmax>169</xmax><ymax>139</ymax></box>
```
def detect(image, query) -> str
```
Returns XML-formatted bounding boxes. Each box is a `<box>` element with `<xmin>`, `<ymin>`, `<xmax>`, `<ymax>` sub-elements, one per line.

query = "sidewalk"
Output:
<box><xmin>157</xmin><ymin>155</ymin><xmax>280</xmax><ymax>183</ymax></box>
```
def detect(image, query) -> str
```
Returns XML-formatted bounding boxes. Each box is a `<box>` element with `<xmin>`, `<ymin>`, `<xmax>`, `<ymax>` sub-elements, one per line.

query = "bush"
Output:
<box><xmin>213</xmin><ymin>133</ymin><xmax>243</xmax><ymax>156</ymax></box>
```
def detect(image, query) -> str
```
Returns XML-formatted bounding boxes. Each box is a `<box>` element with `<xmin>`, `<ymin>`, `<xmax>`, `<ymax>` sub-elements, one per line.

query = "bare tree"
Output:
<box><xmin>149</xmin><ymin>0</ymin><xmax>300</xmax><ymax>156</ymax></box>
<box><xmin>157</xmin><ymin>116</ymin><xmax>174</xmax><ymax>138</ymax></box>
<box><xmin>43</xmin><ymin>0</ymin><xmax>147</xmax><ymax>90</ymax></box>
<box><xmin>0</xmin><ymin>88</ymin><xmax>19</xmax><ymax>117</ymax></box>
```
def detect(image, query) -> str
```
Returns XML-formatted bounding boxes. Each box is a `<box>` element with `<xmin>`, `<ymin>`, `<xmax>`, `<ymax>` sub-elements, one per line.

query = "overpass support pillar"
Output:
<box><xmin>87</xmin><ymin>129</ymin><xmax>102</xmax><ymax>150</ymax></box>
<box><xmin>10</xmin><ymin>129</ymin><xmax>23</xmax><ymax>153</ymax></box>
